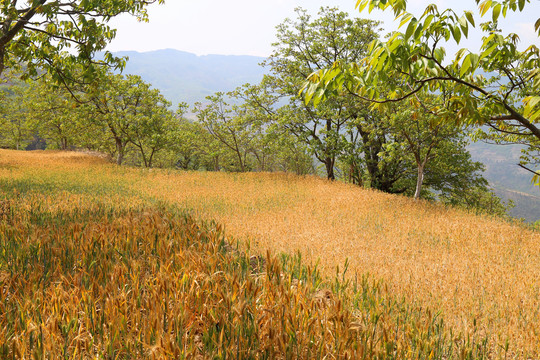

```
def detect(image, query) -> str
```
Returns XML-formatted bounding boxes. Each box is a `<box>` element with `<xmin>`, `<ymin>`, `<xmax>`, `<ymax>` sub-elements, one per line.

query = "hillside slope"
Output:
<box><xmin>0</xmin><ymin>150</ymin><xmax>538</xmax><ymax>357</ymax></box>
<box><xmin>105</xmin><ymin>49</ymin><xmax>540</xmax><ymax>222</ymax></box>
<box><xmin>468</xmin><ymin>141</ymin><xmax>540</xmax><ymax>222</ymax></box>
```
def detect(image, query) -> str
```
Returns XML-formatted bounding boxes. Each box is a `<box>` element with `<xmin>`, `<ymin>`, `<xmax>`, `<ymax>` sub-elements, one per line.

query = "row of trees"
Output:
<box><xmin>217</xmin><ymin>7</ymin><xmax>506</xmax><ymax>213</ymax></box>
<box><xmin>0</xmin><ymin>5</ymin><xmax>513</xmax><ymax>216</ymax></box>
<box><xmin>0</xmin><ymin>69</ymin><xmax>315</xmax><ymax>173</ymax></box>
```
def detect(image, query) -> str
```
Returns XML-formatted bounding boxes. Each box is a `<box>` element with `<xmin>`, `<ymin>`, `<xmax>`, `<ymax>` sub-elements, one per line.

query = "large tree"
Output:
<box><xmin>0</xmin><ymin>0</ymin><xmax>163</xmax><ymax>84</ymax></box>
<box><xmin>84</xmin><ymin>71</ymin><xmax>175</xmax><ymax>166</ymax></box>
<box><xmin>194</xmin><ymin>92</ymin><xmax>265</xmax><ymax>173</ymax></box>
<box><xmin>263</xmin><ymin>7</ymin><xmax>380</xmax><ymax>180</ymax></box>
<box><xmin>21</xmin><ymin>75</ymin><xmax>95</xmax><ymax>150</ymax></box>
<box><xmin>0</xmin><ymin>80</ymin><xmax>33</xmax><ymax>149</ymax></box>
<box><xmin>303</xmin><ymin>0</ymin><xmax>540</xmax><ymax>181</ymax></box>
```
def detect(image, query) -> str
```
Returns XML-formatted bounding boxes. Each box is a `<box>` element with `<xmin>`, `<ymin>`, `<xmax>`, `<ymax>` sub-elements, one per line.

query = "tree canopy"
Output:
<box><xmin>303</xmin><ymin>0</ymin><xmax>540</xmax><ymax>181</ymax></box>
<box><xmin>0</xmin><ymin>0</ymin><xmax>163</xmax><ymax>84</ymax></box>
<box><xmin>263</xmin><ymin>7</ymin><xmax>380</xmax><ymax>180</ymax></box>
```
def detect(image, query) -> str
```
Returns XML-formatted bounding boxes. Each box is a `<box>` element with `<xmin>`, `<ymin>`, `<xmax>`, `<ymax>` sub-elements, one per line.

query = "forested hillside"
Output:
<box><xmin>468</xmin><ymin>141</ymin><xmax>540</xmax><ymax>222</ymax></box>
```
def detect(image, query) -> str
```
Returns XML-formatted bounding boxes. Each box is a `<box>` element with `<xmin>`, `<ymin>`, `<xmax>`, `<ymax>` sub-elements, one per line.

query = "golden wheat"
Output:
<box><xmin>0</xmin><ymin>149</ymin><xmax>538</xmax><ymax>357</ymax></box>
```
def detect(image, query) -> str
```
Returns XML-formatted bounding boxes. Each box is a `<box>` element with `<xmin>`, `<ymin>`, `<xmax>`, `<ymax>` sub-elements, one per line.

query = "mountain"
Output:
<box><xmin>108</xmin><ymin>49</ymin><xmax>267</xmax><ymax>106</ymax></box>
<box><xmin>468</xmin><ymin>141</ymin><xmax>540</xmax><ymax>223</ymax></box>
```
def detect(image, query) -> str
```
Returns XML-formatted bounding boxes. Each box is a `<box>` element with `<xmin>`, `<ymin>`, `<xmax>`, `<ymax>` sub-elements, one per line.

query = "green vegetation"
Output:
<box><xmin>0</xmin><ymin>6</ymin><xmax>516</xmax><ymax>217</ymax></box>
<box><xmin>303</xmin><ymin>0</ymin><xmax>540</xmax><ymax>186</ymax></box>
<box><xmin>0</xmin><ymin>0</ymin><xmax>163</xmax><ymax>84</ymax></box>
<box><xmin>1</xmin><ymin>1</ymin><xmax>539</xmax><ymax>356</ymax></box>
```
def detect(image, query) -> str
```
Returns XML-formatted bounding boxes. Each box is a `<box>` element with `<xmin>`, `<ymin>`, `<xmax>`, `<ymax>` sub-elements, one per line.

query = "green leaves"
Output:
<box><xmin>303</xmin><ymin>0</ymin><xmax>540</xmax><ymax>187</ymax></box>
<box><xmin>451</xmin><ymin>25</ymin><xmax>462</xmax><ymax>44</ymax></box>
<box><xmin>464</xmin><ymin>11</ymin><xmax>475</xmax><ymax>27</ymax></box>
<box><xmin>479</xmin><ymin>0</ymin><xmax>493</xmax><ymax>16</ymax></box>
<box><xmin>399</xmin><ymin>13</ymin><xmax>414</xmax><ymax>28</ymax></box>
<box><xmin>404</xmin><ymin>18</ymin><xmax>417</xmax><ymax>40</ymax></box>
<box><xmin>523</xmin><ymin>96</ymin><xmax>540</xmax><ymax>122</ymax></box>
<box><xmin>479</xmin><ymin>43</ymin><xmax>498</xmax><ymax>61</ymax></box>
<box><xmin>0</xmin><ymin>0</ymin><xmax>163</xmax><ymax>84</ymax></box>
<box><xmin>460</xmin><ymin>53</ymin><xmax>472</xmax><ymax>77</ymax></box>
<box><xmin>492</xmin><ymin>3</ymin><xmax>502</xmax><ymax>22</ymax></box>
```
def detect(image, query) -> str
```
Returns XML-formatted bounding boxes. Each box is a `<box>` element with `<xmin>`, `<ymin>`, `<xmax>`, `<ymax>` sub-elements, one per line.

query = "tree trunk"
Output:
<box><xmin>115</xmin><ymin>138</ymin><xmax>125</xmax><ymax>165</ymax></box>
<box><xmin>235</xmin><ymin>148</ymin><xmax>245</xmax><ymax>172</ymax></box>
<box><xmin>414</xmin><ymin>163</ymin><xmax>425</xmax><ymax>200</ymax></box>
<box><xmin>0</xmin><ymin>47</ymin><xmax>5</xmax><ymax>79</ymax></box>
<box><xmin>325</xmin><ymin>158</ymin><xmax>335</xmax><ymax>180</ymax></box>
<box><xmin>61</xmin><ymin>137</ymin><xmax>68</xmax><ymax>150</ymax></box>
<box><xmin>147</xmin><ymin>148</ymin><xmax>156</xmax><ymax>168</ymax></box>
<box><xmin>213</xmin><ymin>155</ymin><xmax>220</xmax><ymax>171</ymax></box>
<box><xmin>139</xmin><ymin>145</ymin><xmax>149</xmax><ymax>168</ymax></box>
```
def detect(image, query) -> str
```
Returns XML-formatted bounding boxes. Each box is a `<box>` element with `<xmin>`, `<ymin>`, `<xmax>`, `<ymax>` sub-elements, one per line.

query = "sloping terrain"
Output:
<box><xmin>468</xmin><ymin>141</ymin><xmax>540</xmax><ymax>222</ymax></box>
<box><xmin>107</xmin><ymin>49</ymin><xmax>540</xmax><ymax>222</ymax></box>
<box><xmin>1</xmin><ymin>150</ymin><xmax>538</xmax><ymax>357</ymax></box>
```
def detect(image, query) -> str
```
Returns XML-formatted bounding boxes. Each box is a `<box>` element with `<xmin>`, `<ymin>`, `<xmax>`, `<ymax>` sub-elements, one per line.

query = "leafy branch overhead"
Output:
<box><xmin>0</xmin><ymin>0</ymin><xmax>164</xmax><ymax>84</ymax></box>
<box><xmin>302</xmin><ymin>0</ymin><xmax>540</xmax><ymax>182</ymax></box>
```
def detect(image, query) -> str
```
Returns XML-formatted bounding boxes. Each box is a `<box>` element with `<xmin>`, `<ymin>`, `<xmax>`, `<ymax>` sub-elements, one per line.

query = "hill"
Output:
<box><xmin>468</xmin><ymin>141</ymin><xmax>540</xmax><ymax>222</ymax></box>
<box><xmin>107</xmin><ymin>49</ymin><xmax>267</xmax><ymax>106</ymax></box>
<box><xmin>1</xmin><ymin>150</ymin><xmax>539</xmax><ymax>357</ymax></box>
<box><xmin>106</xmin><ymin>49</ymin><xmax>540</xmax><ymax>222</ymax></box>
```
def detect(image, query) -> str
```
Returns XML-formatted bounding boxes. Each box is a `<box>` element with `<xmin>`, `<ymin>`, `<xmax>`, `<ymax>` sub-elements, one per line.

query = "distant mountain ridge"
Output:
<box><xmin>107</xmin><ymin>49</ymin><xmax>267</xmax><ymax>106</ymax></box>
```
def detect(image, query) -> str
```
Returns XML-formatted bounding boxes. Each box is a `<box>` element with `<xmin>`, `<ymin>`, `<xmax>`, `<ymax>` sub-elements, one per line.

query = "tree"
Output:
<box><xmin>263</xmin><ymin>7</ymin><xmax>380</xmax><ymax>180</ymax></box>
<box><xmin>338</xmin><ymin>95</ymin><xmax>492</xmax><ymax>201</ymax></box>
<box><xmin>0</xmin><ymin>0</ymin><xmax>163</xmax><ymax>85</ymax></box>
<box><xmin>173</xmin><ymin>118</ymin><xmax>209</xmax><ymax>170</ymax></box>
<box><xmin>85</xmin><ymin>71</ymin><xmax>176</xmax><ymax>167</ymax></box>
<box><xmin>0</xmin><ymin>81</ymin><xmax>33</xmax><ymax>150</ymax></box>
<box><xmin>343</xmin><ymin>110</ymin><xmax>408</xmax><ymax>192</ymax></box>
<box><xmin>22</xmin><ymin>76</ymin><xmax>98</xmax><ymax>150</ymax></box>
<box><xmin>194</xmin><ymin>92</ymin><xmax>266</xmax><ymax>172</ymax></box>
<box><xmin>383</xmin><ymin>95</ymin><xmax>471</xmax><ymax>199</ymax></box>
<box><xmin>303</xmin><ymin>0</ymin><xmax>540</xmax><ymax>181</ymax></box>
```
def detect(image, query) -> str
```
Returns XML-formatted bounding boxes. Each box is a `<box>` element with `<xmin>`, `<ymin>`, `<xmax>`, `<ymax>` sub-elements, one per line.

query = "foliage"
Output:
<box><xmin>83</xmin><ymin>71</ymin><xmax>177</xmax><ymax>167</ymax></box>
<box><xmin>262</xmin><ymin>6</ymin><xmax>496</xmax><ymax>210</ymax></box>
<box><xmin>0</xmin><ymin>80</ymin><xmax>34</xmax><ymax>150</ymax></box>
<box><xmin>193</xmin><ymin>86</ymin><xmax>315</xmax><ymax>174</ymax></box>
<box><xmin>339</xmin><ymin>110</ymin><xmax>409</xmax><ymax>192</ymax></box>
<box><xmin>0</xmin><ymin>0</ymin><xmax>164</xmax><ymax>84</ymax></box>
<box><xmin>194</xmin><ymin>92</ymin><xmax>263</xmax><ymax>172</ymax></box>
<box><xmin>171</xmin><ymin>110</ymin><xmax>210</xmax><ymax>170</ymax></box>
<box><xmin>303</xmin><ymin>0</ymin><xmax>540</xmax><ymax>181</ymax></box>
<box><xmin>263</xmin><ymin>7</ymin><xmax>380</xmax><ymax>180</ymax></box>
<box><xmin>384</xmin><ymin>95</ymin><xmax>493</xmax><ymax>202</ymax></box>
<box><xmin>10</xmin><ymin>75</ymin><xmax>101</xmax><ymax>150</ymax></box>
<box><xmin>0</xmin><ymin>70</ymin><xmax>179</xmax><ymax>168</ymax></box>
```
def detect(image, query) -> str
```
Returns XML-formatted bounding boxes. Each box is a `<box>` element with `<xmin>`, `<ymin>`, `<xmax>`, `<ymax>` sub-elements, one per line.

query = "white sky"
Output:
<box><xmin>106</xmin><ymin>0</ymin><xmax>540</xmax><ymax>57</ymax></box>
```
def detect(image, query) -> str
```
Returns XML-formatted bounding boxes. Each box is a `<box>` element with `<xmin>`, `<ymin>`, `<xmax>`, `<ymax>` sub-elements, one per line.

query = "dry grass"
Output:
<box><xmin>1</xmin><ymin>149</ymin><xmax>539</xmax><ymax>357</ymax></box>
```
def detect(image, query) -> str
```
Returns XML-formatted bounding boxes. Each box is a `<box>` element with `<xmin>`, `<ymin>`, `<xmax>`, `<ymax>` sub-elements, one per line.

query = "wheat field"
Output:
<box><xmin>1</xmin><ymin>149</ymin><xmax>539</xmax><ymax>357</ymax></box>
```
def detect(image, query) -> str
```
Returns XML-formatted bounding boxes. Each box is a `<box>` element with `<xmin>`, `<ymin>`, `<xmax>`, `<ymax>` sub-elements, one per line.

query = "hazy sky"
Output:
<box><xmin>106</xmin><ymin>0</ymin><xmax>540</xmax><ymax>57</ymax></box>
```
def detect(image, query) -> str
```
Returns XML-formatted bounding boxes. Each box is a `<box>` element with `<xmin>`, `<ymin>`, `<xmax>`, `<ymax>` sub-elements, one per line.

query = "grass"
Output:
<box><xmin>0</xmin><ymin>149</ymin><xmax>538</xmax><ymax>358</ymax></box>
